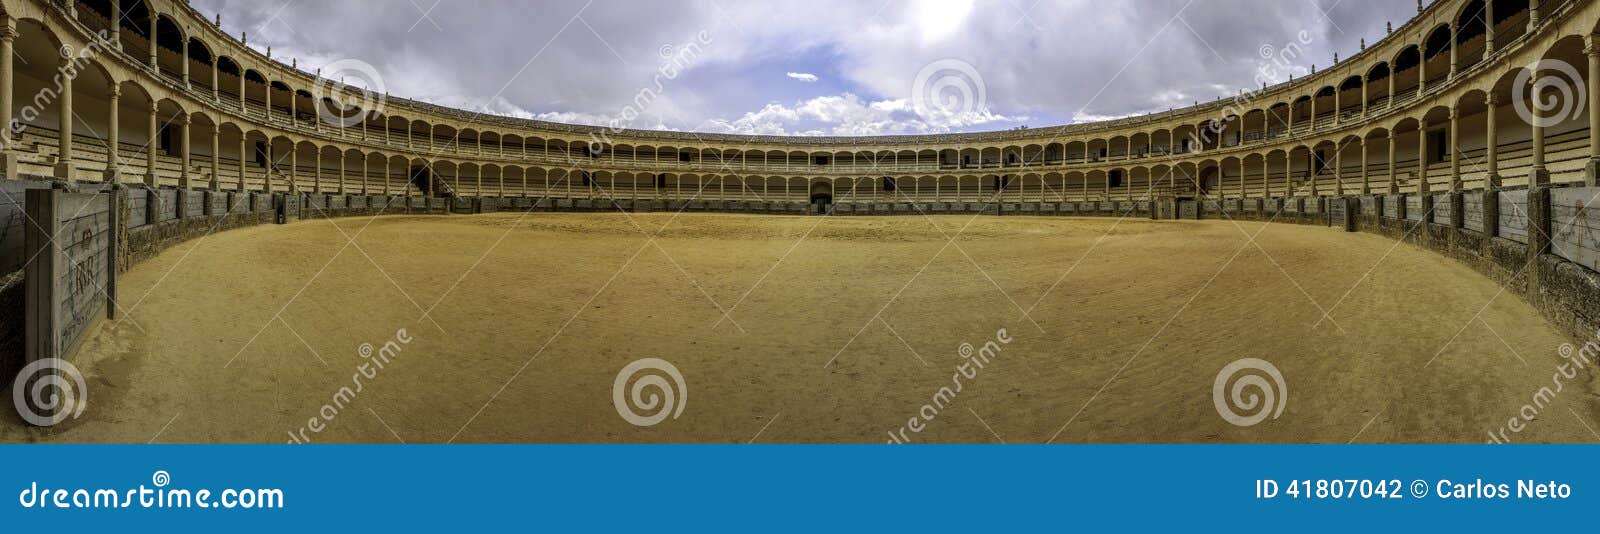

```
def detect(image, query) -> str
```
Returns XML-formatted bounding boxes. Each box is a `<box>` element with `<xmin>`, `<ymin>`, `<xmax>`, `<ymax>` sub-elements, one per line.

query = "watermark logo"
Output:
<box><xmin>910</xmin><ymin>58</ymin><xmax>987</xmax><ymax>121</ymax></box>
<box><xmin>1487</xmin><ymin>331</ymin><xmax>1597</xmax><ymax>443</ymax></box>
<box><xmin>1512</xmin><ymin>59</ymin><xmax>1585</xmax><ymax>128</ymax></box>
<box><xmin>12</xmin><ymin>357</ymin><xmax>88</xmax><ymax>427</ymax></box>
<box><xmin>312</xmin><ymin>58</ymin><xmax>387</xmax><ymax>128</ymax></box>
<box><xmin>612</xmin><ymin>358</ymin><xmax>687</xmax><ymax>427</ymax></box>
<box><xmin>17</xmin><ymin>470</ymin><xmax>284</xmax><ymax>509</ymax></box>
<box><xmin>1212</xmin><ymin>358</ymin><xmax>1287</xmax><ymax>427</ymax></box>
<box><xmin>286</xmin><ymin>328</ymin><xmax>414</xmax><ymax>443</ymax></box>
<box><xmin>585</xmin><ymin>30</ymin><xmax>714</xmax><ymax>157</ymax></box>
<box><xmin>886</xmin><ymin>328</ymin><xmax>1014</xmax><ymax>443</ymax></box>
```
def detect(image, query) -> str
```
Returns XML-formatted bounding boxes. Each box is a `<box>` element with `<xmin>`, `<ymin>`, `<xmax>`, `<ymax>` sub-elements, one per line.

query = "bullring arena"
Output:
<box><xmin>0</xmin><ymin>0</ymin><xmax>1599</xmax><ymax>444</ymax></box>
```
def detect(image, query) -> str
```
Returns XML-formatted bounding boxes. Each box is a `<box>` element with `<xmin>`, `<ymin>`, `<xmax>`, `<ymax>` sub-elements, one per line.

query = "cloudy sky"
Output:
<box><xmin>190</xmin><ymin>0</ymin><xmax>1420</xmax><ymax>136</ymax></box>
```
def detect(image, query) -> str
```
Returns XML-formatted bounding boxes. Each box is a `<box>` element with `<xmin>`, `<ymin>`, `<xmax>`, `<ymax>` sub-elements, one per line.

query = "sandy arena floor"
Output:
<box><xmin>3</xmin><ymin>211</ymin><xmax>1598</xmax><ymax>443</ymax></box>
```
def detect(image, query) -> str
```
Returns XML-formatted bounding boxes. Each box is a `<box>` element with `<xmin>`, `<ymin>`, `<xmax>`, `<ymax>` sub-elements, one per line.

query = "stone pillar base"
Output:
<box><xmin>0</xmin><ymin>152</ymin><xmax>17</xmax><ymax>181</ymax></box>
<box><xmin>1528</xmin><ymin>167</ymin><xmax>1550</xmax><ymax>188</ymax></box>
<box><xmin>103</xmin><ymin>168</ymin><xmax>120</xmax><ymax>183</ymax></box>
<box><xmin>144</xmin><ymin>172</ymin><xmax>159</xmax><ymax>187</ymax></box>
<box><xmin>53</xmin><ymin>162</ymin><xmax>74</xmax><ymax>181</ymax></box>
<box><xmin>1584</xmin><ymin>159</ymin><xmax>1600</xmax><ymax>186</ymax></box>
<box><xmin>1450</xmin><ymin>191</ymin><xmax>1465</xmax><ymax>229</ymax></box>
<box><xmin>1527</xmin><ymin>185</ymin><xmax>1552</xmax><ymax>256</ymax></box>
<box><xmin>1526</xmin><ymin>185</ymin><xmax>1552</xmax><ymax>295</ymax></box>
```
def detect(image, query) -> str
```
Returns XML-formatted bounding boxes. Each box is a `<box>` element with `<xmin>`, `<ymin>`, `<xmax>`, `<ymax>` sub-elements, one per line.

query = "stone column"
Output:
<box><xmin>1284</xmin><ymin>151</ymin><xmax>1294</xmax><ymax>198</ymax></box>
<box><xmin>1306</xmin><ymin>150</ymin><xmax>1316</xmax><ymax>195</ymax></box>
<box><xmin>0</xmin><ymin>22</ymin><xmax>15</xmax><ymax>162</ymax></box>
<box><xmin>1387</xmin><ymin>75</ymin><xmax>1395</xmax><ymax>109</ymax></box>
<box><xmin>1486</xmin><ymin>93</ymin><xmax>1500</xmax><ymax>188</ymax></box>
<box><xmin>147</xmin><ymin>17</ymin><xmax>157</xmax><ymax>68</ymax></box>
<box><xmin>145</xmin><ymin>107</ymin><xmax>158</xmax><ymax>187</ymax></box>
<box><xmin>1529</xmin><ymin>0</ymin><xmax>1540</xmax><ymax>31</ymax></box>
<box><xmin>1387</xmin><ymin>131</ymin><xmax>1397</xmax><ymax>194</ymax></box>
<box><xmin>1449</xmin><ymin>23</ymin><xmax>1458</xmax><ymax>79</ymax></box>
<box><xmin>1417</xmin><ymin>118</ymin><xmax>1429</xmax><ymax>193</ymax></box>
<box><xmin>1588</xmin><ymin>37</ymin><xmax>1600</xmax><ymax>185</ymax></box>
<box><xmin>1530</xmin><ymin>66</ymin><xmax>1549</xmax><ymax>186</ymax></box>
<box><xmin>1449</xmin><ymin>109</ymin><xmax>1461</xmax><ymax>192</ymax></box>
<box><xmin>210</xmin><ymin>124</ymin><xmax>220</xmax><ymax>190</ymax></box>
<box><xmin>1334</xmin><ymin>142</ymin><xmax>1343</xmax><ymax>195</ymax></box>
<box><xmin>104</xmin><ymin>86</ymin><xmax>120</xmax><ymax>182</ymax></box>
<box><xmin>313</xmin><ymin>150</ymin><xmax>322</xmax><ymax>193</ymax></box>
<box><xmin>238</xmin><ymin>136</ymin><xmax>247</xmax><ymax>191</ymax></box>
<box><xmin>1485</xmin><ymin>1</ymin><xmax>1496</xmax><ymax>53</ymax></box>
<box><xmin>1361</xmin><ymin>78</ymin><xmax>1368</xmax><ymax>119</ymax></box>
<box><xmin>181</xmin><ymin>40</ymin><xmax>190</xmax><ymax>88</ymax></box>
<box><xmin>338</xmin><ymin>153</ymin><xmax>346</xmax><ymax>193</ymax></box>
<box><xmin>1262</xmin><ymin>155</ymin><xmax>1271</xmax><ymax>198</ymax></box>
<box><xmin>288</xmin><ymin>145</ymin><xmax>298</xmax><ymax>192</ymax></box>
<box><xmin>1360</xmin><ymin>138</ymin><xmax>1369</xmax><ymax>195</ymax></box>
<box><xmin>263</xmin><ymin>142</ymin><xmax>273</xmax><ymax>192</ymax></box>
<box><xmin>1334</xmin><ymin>91</ymin><xmax>1341</xmax><ymax>125</ymax></box>
<box><xmin>176</xmin><ymin>115</ymin><xmax>190</xmax><ymax>189</ymax></box>
<box><xmin>1419</xmin><ymin>50</ymin><xmax>1428</xmax><ymax>94</ymax></box>
<box><xmin>361</xmin><ymin>157</ymin><xmax>368</xmax><ymax>194</ymax></box>
<box><xmin>211</xmin><ymin>61</ymin><xmax>219</xmax><ymax>101</ymax></box>
<box><xmin>54</xmin><ymin>55</ymin><xmax>75</xmax><ymax>181</ymax></box>
<box><xmin>1237</xmin><ymin>159</ymin><xmax>1244</xmax><ymax>198</ymax></box>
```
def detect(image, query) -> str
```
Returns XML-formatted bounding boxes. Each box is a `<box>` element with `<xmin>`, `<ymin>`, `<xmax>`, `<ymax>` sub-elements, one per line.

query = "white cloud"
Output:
<box><xmin>196</xmin><ymin>0</ymin><xmax>1419</xmax><ymax>136</ymax></box>
<box><xmin>700</xmin><ymin>93</ymin><xmax>1026</xmax><ymax>136</ymax></box>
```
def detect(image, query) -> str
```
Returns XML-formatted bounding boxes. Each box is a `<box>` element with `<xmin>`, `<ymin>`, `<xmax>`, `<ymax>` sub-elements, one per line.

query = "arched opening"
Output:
<box><xmin>1456</xmin><ymin>1</ymin><xmax>1489</xmax><ymax>70</ymax></box>
<box><xmin>410</xmin><ymin>165</ymin><xmax>435</xmax><ymax>196</ymax></box>
<box><xmin>810</xmin><ymin>180</ymin><xmax>833</xmax><ymax>212</ymax></box>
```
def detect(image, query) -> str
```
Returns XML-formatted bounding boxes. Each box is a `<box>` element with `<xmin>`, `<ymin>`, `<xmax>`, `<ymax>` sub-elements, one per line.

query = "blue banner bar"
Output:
<box><xmin>0</xmin><ymin>445</ymin><xmax>1593</xmax><ymax>531</ymax></box>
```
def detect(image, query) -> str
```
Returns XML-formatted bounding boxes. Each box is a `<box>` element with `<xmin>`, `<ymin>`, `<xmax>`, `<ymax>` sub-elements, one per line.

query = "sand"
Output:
<box><xmin>3</xmin><ymin>211</ymin><xmax>1597</xmax><ymax>444</ymax></box>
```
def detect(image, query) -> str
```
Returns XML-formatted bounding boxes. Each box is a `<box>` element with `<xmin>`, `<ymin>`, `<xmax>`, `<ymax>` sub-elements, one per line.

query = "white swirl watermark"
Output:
<box><xmin>12</xmin><ymin>357</ymin><xmax>88</xmax><ymax>427</ymax></box>
<box><xmin>1212</xmin><ymin>358</ymin><xmax>1287</xmax><ymax>427</ymax></box>
<box><xmin>612</xmin><ymin>358</ymin><xmax>687</xmax><ymax>427</ymax></box>
<box><xmin>312</xmin><ymin>58</ymin><xmax>387</xmax><ymax>128</ymax></box>
<box><xmin>151</xmin><ymin>470</ymin><xmax>171</xmax><ymax>488</ymax></box>
<box><xmin>1513</xmin><ymin>59</ymin><xmax>1586</xmax><ymax>129</ymax></box>
<box><xmin>910</xmin><ymin>58</ymin><xmax>987</xmax><ymax>120</ymax></box>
